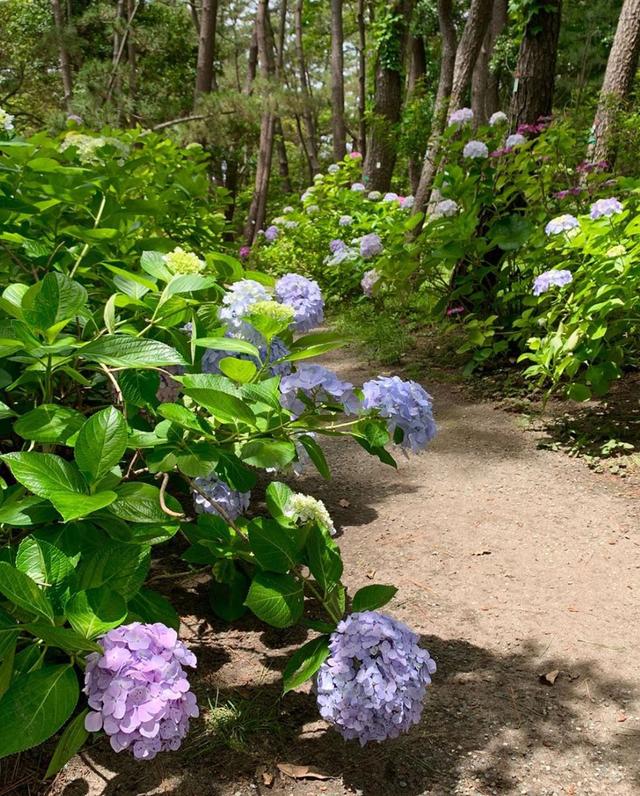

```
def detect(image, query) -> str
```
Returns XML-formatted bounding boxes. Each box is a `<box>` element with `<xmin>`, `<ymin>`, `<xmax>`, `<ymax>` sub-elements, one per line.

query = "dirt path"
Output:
<box><xmin>51</xmin><ymin>349</ymin><xmax>640</xmax><ymax>796</ymax></box>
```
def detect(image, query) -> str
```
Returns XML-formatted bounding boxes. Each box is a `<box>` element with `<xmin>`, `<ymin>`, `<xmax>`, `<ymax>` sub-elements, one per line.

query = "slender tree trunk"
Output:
<box><xmin>449</xmin><ymin>0</ymin><xmax>494</xmax><ymax>110</ymax></box>
<box><xmin>471</xmin><ymin>0</ymin><xmax>508</xmax><ymax>124</ymax></box>
<box><xmin>245</xmin><ymin>24</ymin><xmax>259</xmax><ymax>93</ymax></box>
<box><xmin>588</xmin><ymin>0</ymin><xmax>640</xmax><ymax>166</ymax></box>
<box><xmin>272</xmin><ymin>2</ymin><xmax>292</xmax><ymax>192</ymax></box>
<box><xmin>363</xmin><ymin>0</ymin><xmax>413</xmax><ymax>192</ymax></box>
<box><xmin>357</xmin><ymin>0</ymin><xmax>367</xmax><ymax>156</ymax></box>
<box><xmin>294</xmin><ymin>0</ymin><xmax>320</xmax><ymax>173</ymax></box>
<box><xmin>244</xmin><ymin>0</ymin><xmax>276</xmax><ymax>244</ymax></box>
<box><xmin>407</xmin><ymin>34</ymin><xmax>427</xmax><ymax>192</ymax></box>
<box><xmin>510</xmin><ymin>0</ymin><xmax>562</xmax><ymax>128</ymax></box>
<box><xmin>330</xmin><ymin>0</ymin><xmax>347</xmax><ymax>160</ymax></box>
<box><xmin>188</xmin><ymin>0</ymin><xmax>200</xmax><ymax>33</ymax></box>
<box><xmin>195</xmin><ymin>0</ymin><xmax>219</xmax><ymax>97</ymax></box>
<box><xmin>51</xmin><ymin>0</ymin><xmax>73</xmax><ymax>111</ymax></box>
<box><xmin>126</xmin><ymin>0</ymin><xmax>138</xmax><ymax>124</ymax></box>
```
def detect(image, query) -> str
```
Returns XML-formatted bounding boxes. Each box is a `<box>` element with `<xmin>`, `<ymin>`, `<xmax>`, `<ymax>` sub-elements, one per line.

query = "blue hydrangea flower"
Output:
<box><xmin>433</xmin><ymin>199</ymin><xmax>459</xmax><ymax>218</ymax></box>
<box><xmin>202</xmin><ymin>336</ymin><xmax>291</xmax><ymax>378</ymax></box>
<box><xmin>330</xmin><ymin>239</ymin><xmax>347</xmax><ymax>253</ymax></box>
<box><xmin>280</xmin><ymin>364</ymin><xmax>359</xmax><ymax>415</ymax></box>
<box><xmin>383</xmin><ymin>192</ymin><xmax>399</xmax><ymax>202</ymax></box>
<box><xmin>489</xmin><ymin>111</ymin><xmax>508</xmax><ymax>126</ymax></box>
<box><xmin>84</xmin><ymin>623</ymin><xmax>198</xmax><ymax>759</ymax></box>
<box><xmin>400</xmin><ymin>195</ymin><xmax>414</xmax><ymax>209</ymax></box>
<box><xmin>326</xmin><ymin>246</ymin><xmax>359</xmax><ymax>266</ymax></box>
<box><xmin>351</xmin><ymin>182</ymin><xmax>366</xmax><ymax>192</ymax></box>
<box><xmin>545</xmin><ymin>214</ymin><xmax>579</xmax><ymax>235</ymax></box>
<box><xmin>361</xmin><ymin>269</ymin><xmax>380</xmax><ymax>297</ymax></box>
<box><xmin>361</xmin><ymin>376</ymin><xmax>436</xmax><ymax>453</ymax></box>
<box><xmin>316</xmin><ymin>611</ymin><xmax>436</xmax><ymax>745</ymax></box>
<box><xmin>590</xmin><ymin>197</ymin><xmax>623</xmax><ymax>219</ymax></box>
<box><xmin>360</xmin><ymin>233</ymin><xmax>383</xmax><ymax>259</ymax></box>
<box><xmin>339</xmin><ymin>215</ymin><xmax>354</xmax><ymax>226</ymax></box>
<box><xmin>275</xmin><ymin>274</ymin><xmax>324</xmax><ymax>333</ymax></box>
<box><xmin>192</xmin><ymin>475</ymin><xmax>250</xmax><ymax>519</ymax></box>
<box><xmin>463</xmin><ymin>140</ymin><xmax>489</xmax><ymax>159</ymax></box>
<box><xmin>532</xmin><ymin>269</ymin><xmax>573</xmax><ymax>296</ymax></box>
<box><xmin>219</xmin><ymin>279</ymin><xmax>270</xmax><ymax>331</ymax></box>
<box><xmin>264</xmin><ymin>225</ymin><xmax>279</xmax><ymax>243</ymax></box>
<box><xmin>448</xmin><ymin>107</ymin><xmax>474</xmax><ymax>126</ymax></box>
<box><xmin>505</xmin><ymin>133</ymin><xmax>526</xmax><ymax>149</ymax></box>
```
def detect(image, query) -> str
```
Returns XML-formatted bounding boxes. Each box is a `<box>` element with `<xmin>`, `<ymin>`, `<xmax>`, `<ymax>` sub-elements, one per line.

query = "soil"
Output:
<box><xmin>44</xmin><ymin>347</ymin><xmax>640</xmax><ymax>796</ymax></box>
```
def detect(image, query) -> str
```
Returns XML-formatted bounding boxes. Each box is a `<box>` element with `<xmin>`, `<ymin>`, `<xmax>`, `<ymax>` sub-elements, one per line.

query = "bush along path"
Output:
<box><xmin>48</xmin><ymin>348</ymin><xmax>640</xmax><ymax>796</ymax></box>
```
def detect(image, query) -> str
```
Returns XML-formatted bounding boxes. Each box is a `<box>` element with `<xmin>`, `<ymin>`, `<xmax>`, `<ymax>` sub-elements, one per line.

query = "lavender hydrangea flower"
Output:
<box><xmin>275</xmin><ymin>273</ymin><xmax>324</xmax><ymax>333</ymax></box>
<box><xmin>326</xmin><ymin>246</ymin><xmax>359</xmax><ymax>266</ymax></box>
<box><xmin>489</xmin><ymin>111</ymin><xmax>508</xmax><ymax>126</ymax></box>
<box><xmin>192</xmin><ymin>474</ymin><xmax>250</xmax><ymax>519</ymax></box>
<box><xmin>330</xmin><ymin>239</ymin><xmax>347</xmax><ymax>254</ymax></box>
<box><xmin>361</xmin><ymin>376</ymin><xmax>436</xmax><ymax>453</ymax></box>
<box><xmin>351</xmin><ymin>182</ymin><xmax>366</xmax><ymax>192</ymax></box>
<box><xmin>339</xmin><ymin>215</ymin><xmax>353</xmax><ymax>226</ymax></box>
<box><xmin>463</xmin><ymin>140</ymin><xmax>489</xmax><ymax>159</ymax></box>
<box><xmin>316</xmin><ymin>611</ymin><xmax>436</xmax><ymax>745</ymax></box>
<box><xmin>545</xmin><ymin>214</ymin><xmax>579</xmax><ymax>235</ymax></box>
<box><xmin>280</xmin><ymin>364</ymin><xmax>359</xmax><ymax>415</ymax></box>
<box><xmin>219</xmin><ymin>279</ymin><xmax>270</xmax><ymax>331</ymax></box>
<box><xmin>84</xmin><ymin>623</ymin><xmax>198</xmax><ymax>760</ymax></box>
<box><xmin>383</xmin><ymin>192</ymin><xmax>399</xmax><ymax>202</ymax></box>
<box><xmin>284</xmin><ymin>220</ymin><xmax>298</xmax><ymax>229</ymax></box>
<box><xmin>360</xmin><ymin>233</ymin><xmax>383</xmax><ymax>259</ymax></box>
<box><xmin>505</xmin><ymin>133</ymin><xmax>526</xmax><ymax>149</ymax></box>
<box><xmin>590</xmin><ymin>197</ymin><xmax>623</xmax><ymax>219</ymax></box>
<box><xmin>361</xmin><ymin>269</ymin><xmax>380</xmax><ymax>297</ymax></box>
<box><xmin>400</xmin><ymin>195</ymin><xmax>414</xmax><ymax>210</ymax></box>
<box><xmin>448</xmin><ymin>107</ymin><xmax>474</xmax><ymax>126</ymax></box>
<box><xmin>264</xmin><ymin>225</ymin><xmax>279</xmax><ymax>243</ymax></box>
<box><xmin>202</xmin><ymin>336</ymin><xmax>291</xmax><ymax>378</ymax></box>
<box><xmin>433</xmin><ymin>199</ymin><xmax>459</xmax><ymax>218</ymax></box>
<box><xmin>532</xmin><ymin>269</ymin><xmax>573</xmax><ymax>296</ymax></box>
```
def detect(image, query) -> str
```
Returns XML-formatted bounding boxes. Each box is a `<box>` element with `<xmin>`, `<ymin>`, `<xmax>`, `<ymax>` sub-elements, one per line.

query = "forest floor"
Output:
<box><xmin>45</xmin><ymin>345</ymin><xmax>640</xmax><ymax>796</ymax></box>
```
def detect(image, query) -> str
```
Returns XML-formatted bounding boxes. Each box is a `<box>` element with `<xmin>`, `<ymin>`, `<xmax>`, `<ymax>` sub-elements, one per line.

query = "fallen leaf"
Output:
<box><xmin>277</xmin><ymin>763</ymin><xmax>333</xmax><ymax>780</ymax></box>
<box><xmin>567</xmin><ymin>606</ymin><xmax>579</xmax><ymax>612</ymax></box>
<box><xmin>338</xmin><ymin>499</ymin><xmax>350</xmax><ymax>507</ymax></box>
<box><xmin>366</xmin><ymin>569</ymin><xmax>376</xmax><ymax>579</ymax></box>
<box><xmin>617</xmin><ymin>712</ymin><xmax>628</xmax><ymax>723</ymax></box>
<box><xmin>256</xmin><ymin>766</ymin><xmax>274</xmax><ymax>788</ymax></box>
<box><xmin>539</xmin><ymin>669</ymin><xmax>560</xmax><ymax>686</ymax></box>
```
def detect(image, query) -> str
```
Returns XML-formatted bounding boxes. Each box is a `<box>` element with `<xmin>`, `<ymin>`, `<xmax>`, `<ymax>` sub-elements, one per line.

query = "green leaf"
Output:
<box><xmin>45</xmin><ymin>709</ymin><xmax>89</xmax><ymax>778</ymax></box>
<box><xmin>79</xmin><ymin>336</ymin><xmax>186</xmax><ymax>368</ymax></box>
<box><xmin>351</xmin><ymin>584</ymin><xmax>398</xmax><ymax>613</ymax></box>
<box><xmin>158</xmin><ymin>403</ymin><xmax>211</xmax><ymax>433</ymax></box>
<box><xmin>209</xmin><ymin>567</ymin><xmax>249</xmax><ymax>622</ymax></box>
<box><xmin>0</xmin><ymin>563</ymin><xmax>54</xmax><ymax>623</ymax></box>
<box><xmin>298</xmin><ymin>435</ymin><xmax>330</xmax><ymax>479</ymax></box>
<box><xmin>0</xmin><ymin>491</ymin><xmax>57</xmax><ymax>527</ymax></box>
<box><xmin>240</xmin><ymin>439</ymin><xmax>296</xmax><ymax>469</ymax></box>
<box><xmin>184</xmin><ymin>387</ymin><xmax>256</xmax><ymax>426</ymax></box>
<box><xmin>306</xmin><ymin>526</ymin><xmax>343</xmax><ymax>595</ymax></box>
<box><xmin>140</xmin><ymin>250</ymin><xmax>172</xmax><ymax>281</ymax></box>
<box><xmin>219</xmin><ymin>357</ymin><xmax>257</xmax><ymax>383</ymax></box>
<box><xmin>48</xmin><ymin>491</ymin><xmax>118</xmax><ymax>523</ymax></box>
<box><xmin>0</xmin><ymin>636</ymin><xmax>16</xmax><ymax>699</ymax></box>
<box><xmin>163</xmin><ymin>274</ymin><xmax>218</xmax><ymax>297</ymax></box>
<box><xmin>77</xmin><ymin>542</ymin><xmax>150</xmax><ymax>600</ymax></box>
<box><xmin>66</xmin><ymin>588</ymin><xmax>128</xmax><ymax>638</ymax></box>
<box><xmin>245</xmin><ymin>572</ymin><xmax>303</xmax><ymax>628</ymax></box>
<box><xmin>118</xmin><ymin>369</ymin><xmax>160</xmax><ymax>407</ymax></box>
<box><xmin>265</xmin><ymin>481</ymin><xmax>294</xmax><ymax>521</ymax></box>
<box><xmin>16</xmin><ymin>537</ymin><xmax>76</xmax><ymax>614</ymax></box>
<box><xmin>23</xmin><ymin>625</ymin><xmax>102</xmax><ymax>653</ymax></box>
<box><xmin>0</xmin><ymin>665</ymin><xmax>79</xmax><ymax>759</ymax></box>
<box><xmin>13</xmin><ymin>405</ymin><xmax>84</xmax><ymax>444</ymax></box>
<box><xmin>21</xmin><ymin>273</ymin><xmax>87</xmax><ymax>331</ymax></box>
<box><xmin>195</xmin><ymin>337</ymin><xmax>260</xmax><ymax>357</ymax></box>
<box><xmin>282</xmin><ymin>635</ymin><xmax>330</xmax><ymax>694</ymax></box>
<box><xmin>107</xmin><ymin>483</ymin><xmax>181</xmax><ymax>523</ymax></box>
<box><xmin>248</xmin><ymin>518</ymin><xmax>300</xmax><ymax>573</ymax></box>
<box><xmin>567</xmin><ymin>383</ymin><xmax>591</xmax><ymax>402</ymax></box>
<box><xmin>75</xmin><ymin>407</ymin><xmax>127</xmax><ymax>483</ymax></box>
<box><xmin>128</xmin><ymin>588</ymin><xmax>180</xmax><ymax>630</ymax></box>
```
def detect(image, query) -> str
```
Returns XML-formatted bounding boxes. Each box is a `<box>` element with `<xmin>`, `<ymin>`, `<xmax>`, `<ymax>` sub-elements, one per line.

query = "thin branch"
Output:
<box><xmin>152</xmin><ymin>114</ymin><xmax>206</xmax><ymax>131</ymax></box>
<box><xmin>99</xmin><ymin>363</ymin><xmax>123</xmax><ymax>406</ymax></box>
<box><xmin>156</xmin><ymin>472</ymin><xmax>185</xmax><ymax>518</ymax></box>
<box><xmin>104</xmin><ymin>0</ymin><xmax>141</xmax><ymax>103</ymax></box>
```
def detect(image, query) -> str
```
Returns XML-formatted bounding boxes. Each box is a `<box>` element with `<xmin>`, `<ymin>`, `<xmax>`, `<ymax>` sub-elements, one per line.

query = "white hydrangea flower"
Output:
<box><xmin>0</xmin><ymin>108</ymin><xmax>15</xmax><ymax>133</ymax></box>
<box><xmin>506</xmin><ymin>133</ymin><xmax>526</xmax><ymax>149</ymax></box>
<box><xmin>463</xmin><ymin>140</ymin><xmax>489</xmax><ymax>159</ymax></box>
<box><xmin>306</xmin><ymin>204</ymin><xmax>320</xmax><ymax>215</ymax></box>
<box><xmin>368</xmin><ymin>191</ymin><xmax>382</xmax><ymax>201</ymax></box>
<box><xmin>327</xmin><ymin>164</ymin><xmax>340</xmax><ymax>174</ymax></box>
<box><xmin>284</xmin><ymin>493</ymin><xmax>336</xmax><ymax>536</ymax></box>
<box><xmin>489</xmin><ymin>111</ymin><xmax>508</xmax><ymax>126</ymax></box>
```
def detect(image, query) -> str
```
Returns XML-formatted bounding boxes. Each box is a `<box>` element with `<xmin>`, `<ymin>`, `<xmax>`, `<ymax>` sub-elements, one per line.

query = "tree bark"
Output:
<box><xmin>357</xmin><ymin>0</ymin><xmax>367</xmax><ymax>156</ymax></box>
<box><xmin>471</xmin><ymin>0</ymin><xmax>508</xmax><ymax>124</ymax></box>
<box><xmin>126</xmin><ymin>0</ymin><xmax>138</xmax><ymax>124</ymax></box>
<box><xmin>244</xmin><ymin>0</ymin><xmax>276</xmax><ymax>244</ymax></box>
<box><xmin>449</xmin><ymin>0</ymin><xmax>494</xmax><ymax>110</ymax></box>
<box><xmin>407</xmin><ymin>34</ymin><xmax>427</xmax><ymax>192</ymax></box>
<box><xmin>330</xmin><ymin>0</ymin><xmax>347</xmax><ymax>160</ymax></box>
<box><xmin>294</xmin><ymin>0</ymin><xmax>320</xmax><ymax>174</ymax></box>
<box><xmin>510</xmin><ymin>0</ymin><xmax>562</xmax><ymax>128</ymax></box>
<box><xmin>51</xmin><ymin>0</ymin><xmax>73</xmax><ymax>111</ymax></box>
<box><xmin>272</xmin><ymin>2</ymin><xmax>292</xmax><ymax>192</ymax></box>
<box><xmin>363</xmin><ymin>0</ymin><xmax>413</xmax><ymax>192</ymax></box>
<box><xmin>588</xmin><ymin>0</ymin><xmax>640</xmax><ymax>166</ymax></box>
<box><xmin>195</xmin><ymin>0</ymin><xmax>219</xmax><ymax>97</ymax></box>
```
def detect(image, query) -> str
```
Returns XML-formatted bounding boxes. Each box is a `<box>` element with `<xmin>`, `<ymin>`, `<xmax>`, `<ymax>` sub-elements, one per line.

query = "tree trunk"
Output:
<box><xmin>363</xmin><ymin>0</ymin><xmax>413</xmax><ymax>192</ymax></box>
<box><xmin>245</xmin><ymin>24</ymin><xmax>259</xmax><ymax>93</ymax></box>
<box><xmin>413</xmin><ymin>0</ymin><xmax>456</xmax><ymax>217</ymax></box>
<box><xmin>471</xmin><ymin>0</ymin><xmax>508</xmax><ymax>124</ymax></box>
<box><xmin>449</xmin><ymin>0</ymin><xmax>494</xmax><ymax>110</ymax></box>
<box><xmin>407</xmin><ymin>34</ymin><xmax>427</xmax><ymax>192</ymax></box>
<box><xmin>195</xmin><ymin>0</ymin><xmax>219</xmax><ymax>97</ymax></box>
<box><xmin>294</xmin><ymin>0</ymin><xmax>320</xmax><ymax>174</ymax></box>
<box><xmin>588</xmin><ymin>0</ymin><xmax>640</xmax><ymax>166</ymax></box>
<box><xmin>272</xmin><ymin>2</ymin><xmax>292</xmax><ymax>193</ymax></box>
<box><xmin>51</xmin><ymin>0</ymin><xmax>73</xmax><ymax>111</ymax></box>
<box><xmin>127</xmin><ymin>0</ymin><xmax>138</xmax><ymax>124</ymax></box>
<box><xmin>510</xmin><ymin>0</ymin><xmax>562</xmax><ymax>128</ymax></box>
<box><xmin>330</xmin><ymin>0</ymin><xmax>347</xmax><ymax>160</ymax></box>
<box><xmin>357</xmin><ymin>0</ymin><xmax>367</xmax><ymax>156</ymax></box>
<box><xmin>188</xmin><ymin>1</ymin><xmax>200</xmax><ymax>33</ymax></box>
<box><xmin>244</xmin><ymin>0</ymin><xmax>276</xmax><ymax>244</ymax></box>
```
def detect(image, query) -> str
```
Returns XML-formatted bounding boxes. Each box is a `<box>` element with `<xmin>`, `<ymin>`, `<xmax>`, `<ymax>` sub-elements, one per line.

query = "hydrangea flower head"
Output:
<box><xmin>448</xmin><ymin>107</ymin><xmax>474</xmax><ymax>126</ymax></box>
<box><xmin>433</xmin><ymin>199</ymin><xmax>459</xmax><ymax>218</ymax></box>
<box><xmin>284</xmin><ymin>493</ymin><xmax>336</xmax><ymax>536</ymax></box>
<box><xmin>163</xmin><ymin>247</ymin><xmax>204</xmax><ymax>275</ymax></box>
<box><xmin>339</xmin><ymin>214</ymin><xmax>353</xmax><ymax>226</ymax></box>
<box><xmin>489</xmin><ymin>111</ymin><xmax>508</xmax><ymax>126</ymax></box>
<box><xmin>330</xmin><ymin>239</ymin><xmax>347</xmax><ymax>254</ymax></box>
<box><xmin>202</xmin><ymin>336</ymin><xmax>291</xmax><ymax>378</ymax></box>
<box><xmin>219</xmin><ymin>279</ymin><xmax>270</xmax><ymax>331</ymax></box>
<box><xmin>280</xmin><ymin>364</ymin><xmax>359</xmax><ymax>415</ymax></box>
<box><xmin>249</xmin><ymin>300</ymin><xmax>295</xmax><ymax>329</ymax></box>
<box><xmin>238</xmin><ymin>245</ymin><xmax>251</xmax><ymax>260</ymax></box>
<box><xmin>400</xmin><ymin>195</ymin><xmax>415</xmax><ymax>210</ymax></box>
<box><xmin>360</xmin><ymin>233</ymin><xmax>383</xmax><ymax>259</ymax></box>
<box><xmin>351</xmin><ymin>182</ymin><xmax>366</xmax><ymax>192</ymax></box>
<box><xmin>264</xmin><ymin>225</ymin><xmax>280</xmax><ymax>243</ymax></box>
<box><xmin>368</xmin><ymin>191</ymin><xmax>382</xmax><ymax>201</ymax></box>
<box><xmin>83</xmin><ymin>623</ymin><xmax>198</xmax><ymax>760</ymax></box>
<box><xmin>316</xmin><ymin>611</ymin><xmax>436</xmax><ymax>745</ymax></box>
<box><xmin>361</xmin><ymin>269</ymin><xmax>380</xmax><ymax>297</ymax></box>
<box><xmin>275</xmin><ymin>273</ymin><xmax>324</xmax><ymax>332</ymax></box>
<box><xmin>505</xmin><ymin>133</ymin><xmax>526</xmax><ymax>149</ymax></box>
<box><xmin>306</xmin><ymin>204</ymin><xmax>320</xmax><ymax>215</ymax></box>
<box><xmin>463</xmin><ymin>140</ymin><xmax>489</xmax><ymax>159</ymax></box>
<box><xmin>383</xmin><ymin>192</ymin><xmax>399</xmax><ymax>202</ymax></box>
<box><xmin>362</xmin><ymin>376</ymin><xmax>436</xmax><ymax>453</ymax></box>
<box><xmin>326</xmin><ymin>246</ymin><xmax>359</xmax><ymax>266</ymax></box>
<box><xmin>283</xmin><ymin>205</ymin><xmax>294</xmax><ymax>214</ymax></box>
<box><xmin>313</xmin><ymin>173</ymin><xmax>324</xmax><ymax>183</ymax></box>
<box><xmin>590</xmin><ymin>197</ymin><xmax>623</xmax><ymax>219</ymax></box>
<box><xmin>349</xmin><ymin>151</ymin><xmax>363</xmax><ymax>160</ymax></box>
<box><xmin>328</xmin><ymin>164</ymin><xmax>340</xmax><ymax>174</ymax></box>
<box><xmin>607</xmin><ymin>244</ymin><xmax>626</xmax><ymax>258</ymax></box>
<box><xmin>192</xmin><ymin>475</ymin><xmax>250</xmax><ymax>519</ymax></box>
<box><xmin>545</xmin><ymin>214</ymin><xmax>579</xmax><ymax>236</ymax></box>
<box><xmin>301</xmin><ymin>190</ymin><xmax>313</xmax><ymax>202</ymax></box>
<box><xmin>0</xmin><ymin>108</ymin><xmax>15</xmax><ymax>133</ymax></box>
<box><xmin>532</xmin><ymin>269</ymin><xmax>573</xmax><ymax>296</ymax></box>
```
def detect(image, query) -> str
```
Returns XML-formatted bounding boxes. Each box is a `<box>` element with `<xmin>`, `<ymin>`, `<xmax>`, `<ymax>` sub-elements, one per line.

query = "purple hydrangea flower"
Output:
<box><xmin>351</xmin><ymin>182</ymin><xmax>366</xmax><ymax>192</ymax></box>
<box><xmin>383</xmin><ymin>192</ymin><xmax>399</xmax><ymax>202</ymax></box>
<box><xmin>361</xmin><ymin>269</ymin><xmax>380</xmax><ymax>297</ymax></box>
<box><xmin>264</xmin><ymin>225</ymin><xmax>279</xmax><ymax>243</ymax></box>
<box><xmin>545</xmin><ymin>214</ymin><xmax>579</xmax><ymax>236</ymax></box>
<box><xmin>339</xmin><ymin>215</ymin><xmax>353</xmax><ymax>226</ymax></box>
<box><xmin>590</xmin><ymin>197</ymin><xmax>623</xmax><ymax>219</ymax></box>
<box><xmin>84</xmin><ymin>623</ymin><xmax>198</xmax><ymax>760</ymax></box>
<box><xmin>202</xmin><ymin>336</ymin><xmax>291</xmax><ymax>378</ymax></box>
<box><xmin>359</xmin><ymin>233</ymin><xmax>383</xmax><ymax>259</ymax></box>
<box><xmin>330</xmin><ymin>239</ymin><xmax>347</xmax><ymax>254</ymax></box>
<box><xmin>505</xmin><ymin>133</ymin><xmax>526</xmax><ymax>149</ymax></box>
<box><xmin>361</xmin><ymin>376</ymin><xmax>436</xmax><ymax>453</ymax></box>
<box><xmin>316</xmin><ymin>611</ymin><xmax>436</xmax><ymax>745</ymax></box>
<box><xmin>192</xmin><ymin>474</ymin><xmax>250</xmax><ymax>518</ymax></box>
<box><xmin>532</xmin><ymin>269</ymin><xmax>573</xmax><ymax>296</ymax></box>
<box><xmin>275</xmin><ymin>274</ymin><xmax>324</xmax><ymax>333</ymax></box>
<box><xmin>219</xmin><ymin>279</ymin><xmax>270</xmax><ymax>331</ymax></box>
<box><xmin>238</xmin><ymin>245</ymin><xmax>251</xmax><ymax>260</ymax></box>
<box><xmin>448</xmin><ymin>107</ymin><xmax>474</xmax><ymax>126</ymax></box>
<box><xmin>280</xmin><ymin>364</ymin><xmax>359</xmax><ymax>415</ymax></box>
<box><xmin>553</xmin><ymin>187</ymin><xmax>582</xmax><ymax>200</ymax></box>
<box><xmin>463</xmin><ymin>140</ymin><xmax>489</xmax><ymax>159</ymax></box>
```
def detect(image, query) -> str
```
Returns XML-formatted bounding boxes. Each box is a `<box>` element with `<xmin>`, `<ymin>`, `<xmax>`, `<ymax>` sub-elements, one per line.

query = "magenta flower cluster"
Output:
<box><xmin>84</xmin><ymin>623</ymin><xmax>198</xmax><ymax>760</ymax></box>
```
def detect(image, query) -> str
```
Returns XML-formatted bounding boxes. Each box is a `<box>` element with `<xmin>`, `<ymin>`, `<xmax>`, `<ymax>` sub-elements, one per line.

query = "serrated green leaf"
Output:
<box><xmin>79</xmin><ymin>336</ymin><xmax>186</xmax><ymax>368</ymax></box>
<box><xmin>75</xmin><ymin>407</ymin><xmax>127</xmax><ymax>483</ymax></box>
<box><xmin>351</xmin><ymin>584</ymin><xmax>397</xmax><ymax>613</ymax></box>
<box><xmin>45</xmin><ymin>709</ymin><xmax>89</xmax><ymax>778</ymax></box>
<box><xmin>0</xmin><ymin>562</ymin><xmax>54</xmax><ymax>623</ymax></box>
<box><xmin>283</xmin><ymin>635</ymin><xmax>330</xmax><ymax>693</ymax></box>
<box><xmin>248</xmin><ymin>518</ymin><xmax>300</xmax><ymax>573</ymax></box>
<box><xmin>245</xmin><ymin>572</ymin><xmax>303</xmax><ymax>628</ymax></box>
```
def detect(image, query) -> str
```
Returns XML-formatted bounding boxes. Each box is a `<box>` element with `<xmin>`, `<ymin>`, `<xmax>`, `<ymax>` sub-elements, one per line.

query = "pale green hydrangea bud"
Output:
<box><xmin>163</xmin><ymin>246</ymin><xmax>205</xmax><ymax>275</ymax></box>
<box><xmin>250</xmin><ymin>300</ymin><xmax>295</xmax><ymax>325</ymax></box>
<box><xmin>284</xmin><ymin>493</ymin><xmax>336</xmax><ymax>536</ymax></box>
